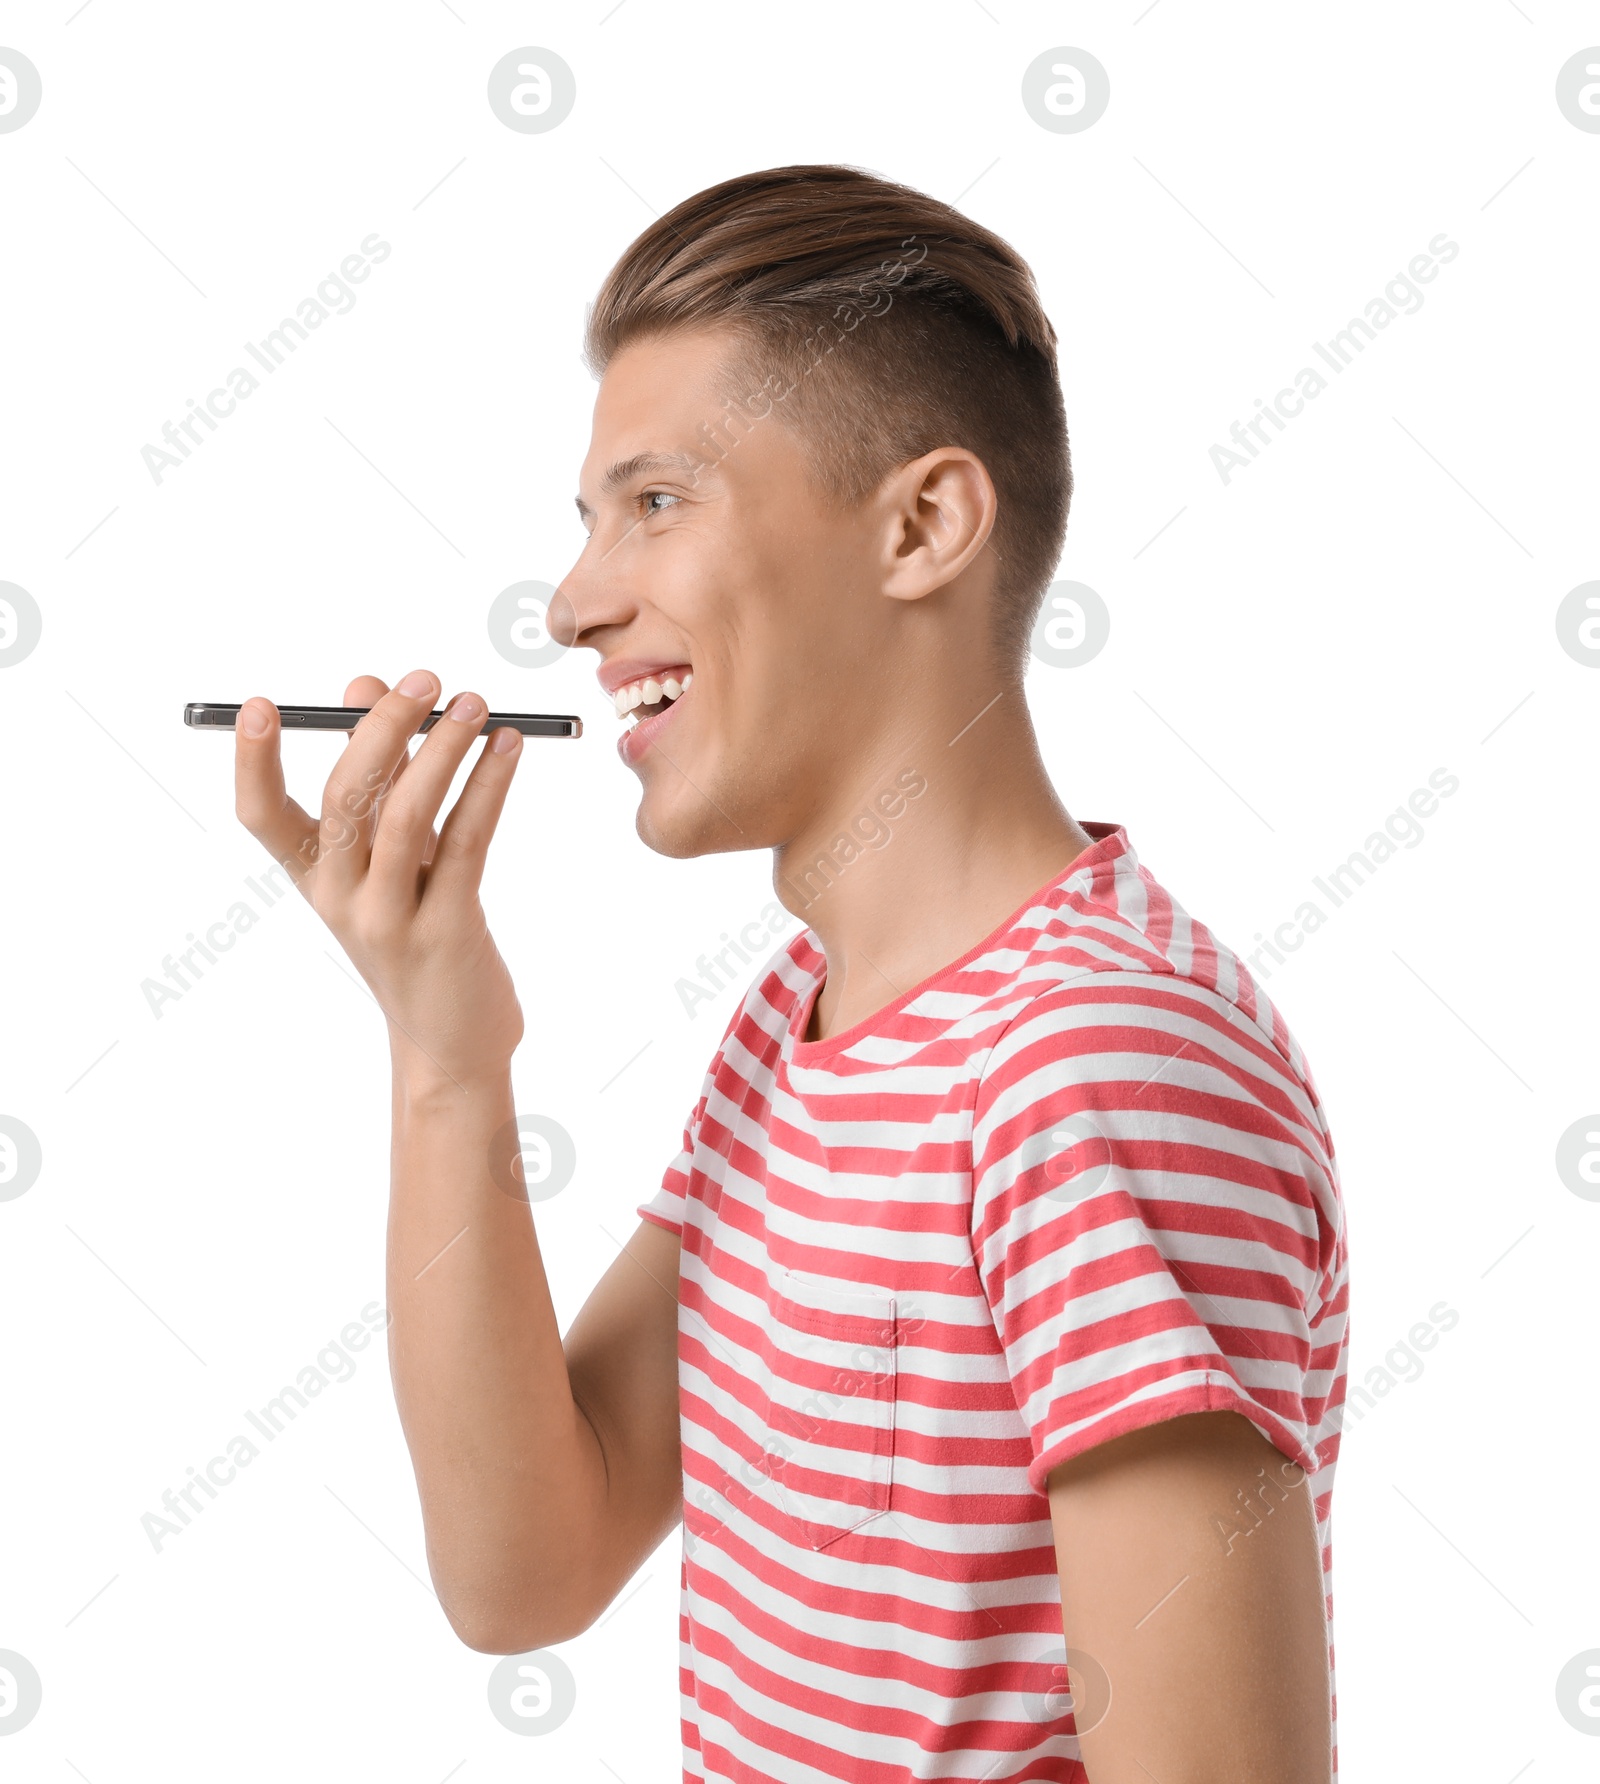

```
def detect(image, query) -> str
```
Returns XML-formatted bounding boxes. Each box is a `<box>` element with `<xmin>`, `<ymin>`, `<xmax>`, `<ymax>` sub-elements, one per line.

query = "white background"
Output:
<box><xmin>1</xmin><ymin>3</ymin><xmax>1596</xmax><ymax>1778</ymax></box>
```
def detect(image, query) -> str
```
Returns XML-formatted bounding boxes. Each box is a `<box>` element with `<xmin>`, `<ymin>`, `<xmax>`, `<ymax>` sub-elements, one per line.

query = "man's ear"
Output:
<box><xmin>878</xmin><ymin>447</ymin><xmax>999</xmax><ymax>604</ymax></box>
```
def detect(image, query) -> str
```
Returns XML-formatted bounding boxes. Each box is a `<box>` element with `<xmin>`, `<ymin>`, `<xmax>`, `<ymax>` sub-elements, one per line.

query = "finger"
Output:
<box><xmin>417</xmin><ymin>701</ymin><xmax>457</xmax><ymax>869</ymax></box>
<box><xmin>346</xmin><ymin>674</ymin><xmax>447</xmax><ymax>866</ymax></box>
<box><xmin>335</xmin><ymin>673</ymin><xmax>397</xmax><ymax>852</ymax></box>
<box><xmin>386</xmin><ymin>689</ymin><xmax>458</xmax><ymax>869</ymax></box>
<box><xmin>400</xmin><ymin>692</ymin><xmax>456</xmax><ymax>870</ymax></box>
<box><xmin>344</xmin><ymin>672</ymin><xmax>392</xmax><ymax>714</ymax></box>
<box><xmin>366</xmin><ymin>691</ymin><xmax>493</xmax><ymax>901</ymax></box>
<box><xmin>233</xmin><ymin>697</ymin><xmax>321</xmax><ymax>894</ymax></box>
<box><xmin>318</xmin><ymin>669</ymin><xmax>440</xmax><ymax>902</ymax></box>
<box><xmin>423</xmin><ymin>724</ymin><xmax>523</xmax><ymax>908</ymax></box>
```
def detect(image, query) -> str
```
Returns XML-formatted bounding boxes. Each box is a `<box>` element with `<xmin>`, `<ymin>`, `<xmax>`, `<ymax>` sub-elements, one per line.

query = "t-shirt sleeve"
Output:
<box><xmin>636</xmin><ymin>995</ymin><xmax>752</xmax><ymax>1240</ymax></box>
<box><xmin>636</xmin><ymin>1092</ymin><xmax>706</xmax><ymax>1239</ymax></box>
<box><xmin>970</xmin><ymin>976</ymin><xmax>1341</xmax><ymax>1498</ymax></box>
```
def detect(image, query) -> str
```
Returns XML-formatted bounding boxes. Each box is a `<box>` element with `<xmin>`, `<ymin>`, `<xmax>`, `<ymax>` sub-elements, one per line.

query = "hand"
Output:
<box><xmin>233</xmin><ymin>670</ymin><xmax>526</xmax><ymax>1091</ymax></box>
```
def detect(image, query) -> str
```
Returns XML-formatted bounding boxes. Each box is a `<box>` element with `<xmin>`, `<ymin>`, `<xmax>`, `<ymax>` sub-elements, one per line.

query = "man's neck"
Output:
<box><xmin>772</xmin><ymin>691</ymin><xmax>1098</xmax><ymax>1045</ymax></box>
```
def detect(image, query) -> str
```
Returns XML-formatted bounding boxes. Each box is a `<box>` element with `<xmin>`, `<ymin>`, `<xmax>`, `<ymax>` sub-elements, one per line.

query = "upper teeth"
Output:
<box><xmin>612</xmin><ymin>672</ymin><xmax>691</xmax><ymax>719</ymax></box>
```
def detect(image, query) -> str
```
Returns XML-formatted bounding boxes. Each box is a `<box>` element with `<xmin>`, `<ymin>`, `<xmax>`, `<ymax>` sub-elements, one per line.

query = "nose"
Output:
<box><xmin>545</xmin><ymin>584</ymin><xmax>579</xmax><ymax>651</ymax></box>
<box><xmin>548</xmin><ymin>544</ymin><xmax>637</xmax><ymax>653</ymax></box>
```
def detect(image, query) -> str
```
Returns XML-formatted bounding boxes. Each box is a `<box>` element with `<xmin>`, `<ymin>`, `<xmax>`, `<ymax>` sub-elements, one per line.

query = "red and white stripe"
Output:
<box><xmin>639</xmin><ymin>823</ymin><xmax>1350</xmax><ymax>1783</ymax></box>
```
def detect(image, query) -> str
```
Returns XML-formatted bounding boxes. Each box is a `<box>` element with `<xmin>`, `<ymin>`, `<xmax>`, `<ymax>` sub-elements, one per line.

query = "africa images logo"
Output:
<box><xmin>1209</xmin><ymin>233</ymin><xmax>1460</xmax><ymax>484</ymax></box>
<box><xmin>139</xmin><ymin>233</ymin><xmax>392</xmax><ymax>484</ymax></box>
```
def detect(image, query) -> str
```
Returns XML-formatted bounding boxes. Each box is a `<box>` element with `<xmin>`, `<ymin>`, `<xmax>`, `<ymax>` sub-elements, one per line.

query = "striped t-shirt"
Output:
<box><xmin>638</xmin><ymin>822</ymin><xmax>1350</xmax><ymax>1783</ymax></box>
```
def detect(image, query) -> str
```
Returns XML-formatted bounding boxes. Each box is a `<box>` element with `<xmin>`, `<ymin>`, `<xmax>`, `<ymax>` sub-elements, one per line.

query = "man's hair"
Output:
<box><xmin>582</xmin><ymin>164</ymin><xmax>1071</xmax><ymax>681</ymax></box>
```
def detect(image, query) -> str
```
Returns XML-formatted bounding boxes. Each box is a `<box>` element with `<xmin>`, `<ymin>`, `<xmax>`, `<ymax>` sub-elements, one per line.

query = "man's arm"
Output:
<box><xmin>1047</xmin><ymin>1410</ymin><xmax>1332</xmax><ymax>1784</ymax></box>
<box><xmin>388</xmin><ymin>1062</ymin><xmax>685</xmax><ymax>1654</ymax></box>
<box><xmin>233</xmin><ymin>668</ymin><xmax>687</xmax><ymax>1655</ymax></box>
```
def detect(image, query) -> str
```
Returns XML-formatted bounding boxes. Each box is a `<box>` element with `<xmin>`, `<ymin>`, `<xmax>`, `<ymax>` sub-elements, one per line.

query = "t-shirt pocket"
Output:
<box><xmin>754</xmin><ymin>1267</ymin><xmax>899</xmax><ymax>1551</ymax></box>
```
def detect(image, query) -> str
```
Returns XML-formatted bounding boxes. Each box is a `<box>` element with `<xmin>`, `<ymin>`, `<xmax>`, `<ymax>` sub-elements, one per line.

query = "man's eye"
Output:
<box><xmin>642</xmin><ymin>490</ymin><xmax>681</xmax><ymax>515</ymax></box>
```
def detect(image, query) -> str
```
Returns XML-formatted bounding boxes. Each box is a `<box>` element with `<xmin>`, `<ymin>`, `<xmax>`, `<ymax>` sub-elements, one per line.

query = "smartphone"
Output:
<box><xmin>184</xmin><ymin>702</ymin><xmax>581</xmax><ymax>739</ymax></box>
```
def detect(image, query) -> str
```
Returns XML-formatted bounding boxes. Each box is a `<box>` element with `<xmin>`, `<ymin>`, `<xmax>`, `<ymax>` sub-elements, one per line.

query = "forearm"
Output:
<box><xmin>384</xmin><ymin>1041</ymin><xmax>606</xmax><ymax>1649</ymax></box>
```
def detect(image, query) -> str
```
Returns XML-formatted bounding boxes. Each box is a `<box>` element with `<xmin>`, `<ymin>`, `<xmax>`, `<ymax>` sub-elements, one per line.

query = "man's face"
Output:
<box><xmin>552</xmin><ymin>326</ymin><xmax>893</xmax><ymax>859</ymax></box>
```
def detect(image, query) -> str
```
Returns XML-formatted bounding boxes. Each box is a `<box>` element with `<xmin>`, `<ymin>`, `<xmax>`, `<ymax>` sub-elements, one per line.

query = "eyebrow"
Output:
<box><xmin>574</xmin><ymin>450</ymin><xmax>702</xmax><ymax>521</ymax></box>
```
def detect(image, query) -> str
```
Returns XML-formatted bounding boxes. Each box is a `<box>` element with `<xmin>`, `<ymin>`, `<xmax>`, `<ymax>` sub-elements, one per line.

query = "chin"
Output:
<box><xmin>633</xmin><ymin>780</ymin><xmax>745</xmax><ymax>860</ymax></box>
<box><xmin>629</xmin><ymin>734</ymin><xmax>799</xmax><ymax>860</ymax></box>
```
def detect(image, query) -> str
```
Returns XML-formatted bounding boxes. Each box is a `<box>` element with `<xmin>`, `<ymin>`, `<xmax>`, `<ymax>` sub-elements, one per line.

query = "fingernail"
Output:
<box><xmin>397</xmin><ymin>671</ymin><xmax>435</xmax><ymax>698</ymax></box>
<box><xmin>239</xmin><ymin>703</ymin><xmax>269</xmax><ymax>738</ymax></box>
<box><xmin>448</xmin><ymin>694</ymin><xmax>484</xmax><ymax>722</ymax></box>
<box><xmin>491</xmin><ymin>726</ymin><xmax>520</xmax><ymax>753</ymax></box>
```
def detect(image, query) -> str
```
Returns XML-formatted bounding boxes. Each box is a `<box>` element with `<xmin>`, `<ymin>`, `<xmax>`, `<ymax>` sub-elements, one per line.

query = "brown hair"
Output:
<box><xmin>582</xmin><ymin>164</ymin><xmax>1071</xmax><ymax>680</ymax></box>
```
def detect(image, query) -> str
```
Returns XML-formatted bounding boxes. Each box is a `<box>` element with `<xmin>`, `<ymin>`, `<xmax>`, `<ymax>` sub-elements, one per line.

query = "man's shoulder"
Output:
<box><xmin>978</xmin><ymin>860</ymin><xmax>1323</xmax><ymax>1130</ymax></box>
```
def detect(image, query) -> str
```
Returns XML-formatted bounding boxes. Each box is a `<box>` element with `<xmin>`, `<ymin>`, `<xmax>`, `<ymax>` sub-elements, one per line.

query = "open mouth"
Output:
<box><xmin>613</xmin><ymin>667</ymin><xmax>692</xmax><ymax>728</ymax></box>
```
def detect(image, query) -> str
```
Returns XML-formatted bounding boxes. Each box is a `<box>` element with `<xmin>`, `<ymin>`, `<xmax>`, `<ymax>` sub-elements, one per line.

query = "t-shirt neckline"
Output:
<box><xmin>786</xmin><ymin>822</ymin><xmax>1130</xmax><ymax>1064</ymax></box>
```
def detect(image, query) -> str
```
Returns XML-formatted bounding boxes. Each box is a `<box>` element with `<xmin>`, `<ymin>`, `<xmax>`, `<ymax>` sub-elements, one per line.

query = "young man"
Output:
<box><xmin>234</xmin><ymin>165</ymin><xmax>1349</xmax><ymax>1783</ymax></box>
